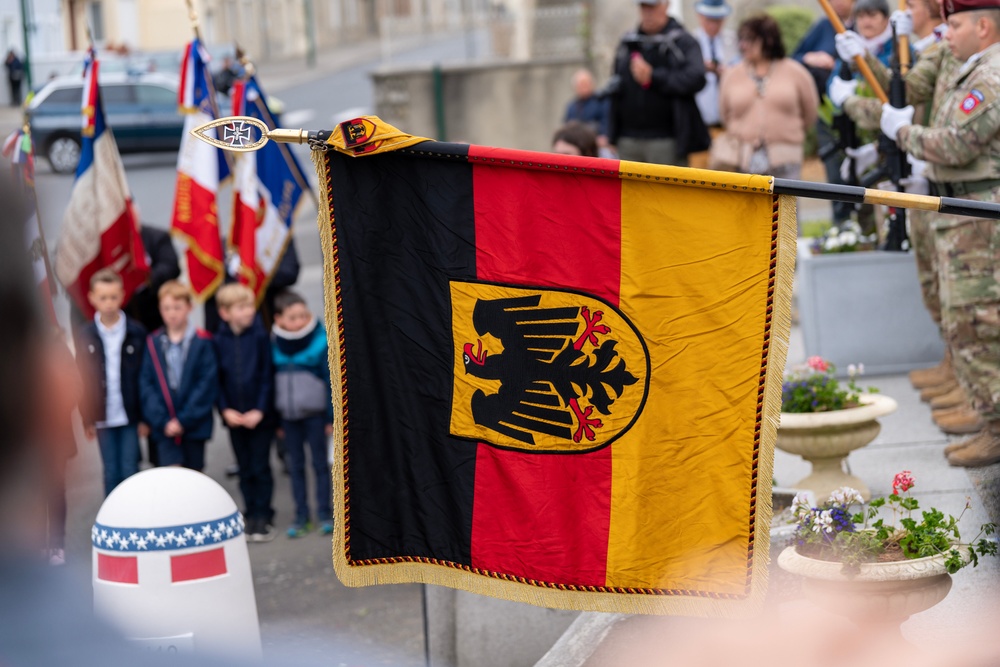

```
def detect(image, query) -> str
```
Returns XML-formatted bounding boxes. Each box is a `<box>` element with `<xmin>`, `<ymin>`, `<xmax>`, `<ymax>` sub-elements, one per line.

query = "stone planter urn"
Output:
<box><xmin>776</xmin><ymin>394</ymin><xmax>898</xmax><ymax>501</ymax></box>
<box><xmin>796</xmin><ymin>245</ymin><xmax>945</xmax><ymax>375</ymax></box>
<box><xmin>777</xmin><ymin>545</ymin><xmax>956</xmax><ymax>637</ymax></box>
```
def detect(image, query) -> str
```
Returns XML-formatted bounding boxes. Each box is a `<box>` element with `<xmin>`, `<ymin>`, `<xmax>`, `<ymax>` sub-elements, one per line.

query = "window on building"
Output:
<box><xmin>88</xmin><ymin>2</ymin><xmax>105</xmax><ymax>42</ymax></box>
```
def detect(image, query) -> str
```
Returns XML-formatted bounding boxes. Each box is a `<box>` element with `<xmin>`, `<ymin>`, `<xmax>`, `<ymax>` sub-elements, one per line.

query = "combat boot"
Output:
<box><xmin>932</xmin><ymin>403</ymin><xmax>976</xmax><ymax>422</ymax></box>
<box><xmin>929</xmin><ymin>385</ymin><xmax>968</xmax><ymax>410</ymax></box>
<box><xmin>909</xmin><ymin>351</ymin><xmax>953</xmax><ymax>389</ymax></box>
<box><xmin>944</xmin><ymin>436</ymin><xmax>978</xmax><ymax>456</ymax></box>
<box><xmin>920</xmin><ymin>378</ymin><xmax>958</xmax><ymax>402</ymax></box>
<box><xmin>933</xmin><ymin>406</ymin><xmax>985</xmax><ymax>435</ymax></box>
<box><xmin>946</xmin><ymin>423</ymin><xmax>1000</xmax><ymax>467</ymax></box>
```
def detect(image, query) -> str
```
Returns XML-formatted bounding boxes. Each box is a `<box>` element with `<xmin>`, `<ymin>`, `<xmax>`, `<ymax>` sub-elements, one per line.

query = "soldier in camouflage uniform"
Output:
<box><xmin>837</xmin><ymin>16</ymin><xmax>977</xmax><ymax>423</ymax></box>
<box><xmin>881</xmin><ymin>0</ymin><xmax>1000</xmax><ymax>466</ymax></box>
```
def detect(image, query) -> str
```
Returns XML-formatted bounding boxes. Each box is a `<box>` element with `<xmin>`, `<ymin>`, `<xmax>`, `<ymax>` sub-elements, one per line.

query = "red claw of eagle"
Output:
<box><xmin>463</xmin><ymin>339</ymin><xmax>487</xmax><ymax>366</ymax></box>
<box><xmin>573</xmin><ymin>307</ymin><xmax>612</xmax><ymax>351</ymax></box>
<box><xmin>569</xmin><ymin>398</ymin><xmax>602</xmax><ymax>442</ymax></box>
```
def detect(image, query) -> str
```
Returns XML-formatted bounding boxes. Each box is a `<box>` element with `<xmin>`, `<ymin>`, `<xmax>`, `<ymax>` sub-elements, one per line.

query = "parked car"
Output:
<box><xmin>26</xmin><ymin>72</ymin><xmax>185</xmax><ymax>174</ymax></box>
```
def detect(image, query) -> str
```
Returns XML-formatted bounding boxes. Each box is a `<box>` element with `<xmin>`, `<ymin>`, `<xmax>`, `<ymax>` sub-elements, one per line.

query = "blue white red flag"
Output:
<box><xmin>3</xmin><ymin>126</ymin><xmax>57</xmax><ymax>324</ymax></box>
<box><xmin>229</xmin><ymin>76</ymin><xmax>310</xmax><ymax>300</ymax></box>
<box><xmin>54</xmin><ymin>48</ymin><xmax>148</xmax><ymax>319</ymax></box>
<box><xmin>172</xmin><ymin>38</ymin><xmax>229</xmax><ymax>301</ymax></box>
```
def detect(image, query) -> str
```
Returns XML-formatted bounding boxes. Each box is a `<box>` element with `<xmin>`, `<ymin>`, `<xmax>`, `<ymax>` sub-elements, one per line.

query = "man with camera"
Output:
<box><xmin>607</xmin><ymin>0</ymin><xmax>710</xmax><ymax>166</ymax></box>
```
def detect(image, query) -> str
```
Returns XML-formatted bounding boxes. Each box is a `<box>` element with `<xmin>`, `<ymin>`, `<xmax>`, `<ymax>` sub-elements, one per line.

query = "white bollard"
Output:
<box><xmin>92</xmin><ymin>467</ymin><xmax>262</xmax><ymax>660</ymax></box>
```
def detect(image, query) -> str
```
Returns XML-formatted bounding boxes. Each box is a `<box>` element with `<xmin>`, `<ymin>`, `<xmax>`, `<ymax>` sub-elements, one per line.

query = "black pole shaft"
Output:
<box><xmin>772</xmin><ymin>179</ymin><xmax>866</xmax><ymax>206</ymax></box>
<box><xmin>773</xmin><ymin>178</ymin><xmax>1000</xmax><ymax>220</ymax></box>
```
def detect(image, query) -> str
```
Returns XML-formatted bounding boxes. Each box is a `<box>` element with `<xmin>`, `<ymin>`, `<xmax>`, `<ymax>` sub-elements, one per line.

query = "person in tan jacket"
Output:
<box><xmin>717</xmin><ymin>14</ymin><xmax>820</xmax><ymax>178</ymax></box>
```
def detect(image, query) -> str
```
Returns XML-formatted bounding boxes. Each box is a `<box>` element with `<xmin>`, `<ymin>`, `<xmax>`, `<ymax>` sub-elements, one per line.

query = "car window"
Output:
<box><xmin>40</xmin><ymin>87</ymin><xmax>82</xmax><ymax>105</ymax></box>
<box><xmin>101</xmin><ymin>85</ymin><xmax>133</xmax><ymax>105</ymax></box>
<box><xmin>135</xmin><ymin>84</ymin><xmax>176</xmax><ymax>106</ymax></box>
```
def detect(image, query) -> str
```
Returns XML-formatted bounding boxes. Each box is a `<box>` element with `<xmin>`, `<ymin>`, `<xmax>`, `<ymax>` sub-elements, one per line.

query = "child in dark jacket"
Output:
<box><xmin>75</xmin><ymin>269</ymin><xmax>147</xmax><ymax>496</ymax></box>
<box><xmin>271</xmin><ymin>290</ymin><xmax>333</xmax><ymax>538</ymax></box>
<box><xmin>140</xmin><ymin>281</ymin><xmax>218</xmax><ymax>471</ymax></box>
<box><xmin>214</xmin><ymin>284</ymin><xmax>277</xmax><ymax>542</ymax></box>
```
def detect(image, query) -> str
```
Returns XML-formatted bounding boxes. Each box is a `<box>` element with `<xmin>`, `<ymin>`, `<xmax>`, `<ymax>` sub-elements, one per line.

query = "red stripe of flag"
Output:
<box><xmin>62</xmin><ymin>207</ymin><xmax>149</xmax><ymax>319</ymax></box>
<box><xmin>171</xmin><ymin>547</ymin><xmax>227</xmax><ymax>583</ymax></box>
<box><xmin>97</xmin><ymin>553</ymin><xmax>139</xmax><ymax>584</ymax></box>
<box><xmin>467</xmin><ymin>146</ymin><xmax>621</xmax><ymax>587</ymax></box>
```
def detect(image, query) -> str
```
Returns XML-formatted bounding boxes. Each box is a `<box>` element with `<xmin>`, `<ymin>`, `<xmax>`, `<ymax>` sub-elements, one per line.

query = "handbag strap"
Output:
<box><xmin>147</xmin><ymin>335</ymin><xmax>181</xmax><ymax>444</ymax></box>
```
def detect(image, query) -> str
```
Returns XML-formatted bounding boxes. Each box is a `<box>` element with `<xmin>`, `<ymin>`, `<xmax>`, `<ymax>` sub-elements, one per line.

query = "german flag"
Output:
<box><xmin>317</xmin><ymin>118</ymin><xmax>795</xmax><ymax>616</ymax></box>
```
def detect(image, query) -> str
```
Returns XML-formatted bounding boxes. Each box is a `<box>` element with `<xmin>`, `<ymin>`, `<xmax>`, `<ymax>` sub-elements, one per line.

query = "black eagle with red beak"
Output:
<box><xmin>461</xmin><ymin>294</ymin><xmax>637</xmax><ymax>445</ymax></box>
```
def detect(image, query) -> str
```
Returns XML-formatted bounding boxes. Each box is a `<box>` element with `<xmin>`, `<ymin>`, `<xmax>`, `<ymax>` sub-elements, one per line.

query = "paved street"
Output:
<box><xmin>2</xmin><ymin>29</ymin><xmax>999</xmax><ymax>665</ymax></box>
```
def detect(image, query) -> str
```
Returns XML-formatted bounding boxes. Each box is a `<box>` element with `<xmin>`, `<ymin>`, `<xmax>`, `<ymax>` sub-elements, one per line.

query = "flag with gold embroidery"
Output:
<box><xmin>317</xmin><ymin>118</ymin><xmax>795</xmax><ymax>616</ymax></box>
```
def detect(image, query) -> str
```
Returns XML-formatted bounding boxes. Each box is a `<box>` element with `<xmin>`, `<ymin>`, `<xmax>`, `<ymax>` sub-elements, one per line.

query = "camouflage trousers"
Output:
<box><xmin>911</xmin><ymin>207</ymin><xmax>942</xmax><ymax>326</ymax></box>
<box><xmin>934</xmin><ymin>188</ymin><xmax>1000</xmax><ymax>420</ymax></box>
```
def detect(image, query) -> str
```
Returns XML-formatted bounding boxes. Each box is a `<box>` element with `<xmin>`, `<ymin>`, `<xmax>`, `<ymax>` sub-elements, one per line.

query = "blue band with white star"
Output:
<box><xmin>92</xmin><ymin>510</ymin><xmax>245</xmax><ymax>552</ymax></box>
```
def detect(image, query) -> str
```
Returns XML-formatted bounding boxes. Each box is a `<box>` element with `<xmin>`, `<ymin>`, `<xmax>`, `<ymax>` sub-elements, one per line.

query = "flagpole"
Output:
<box><xmin>185</xmin><ymin>0</ymin><xmax>233</xmax><ymax>169</ymax></box>
<box><xmin>22</xmin><ymin>122</ymin><xmax>57</xmax><ymax>295</ymax></box>
<box><xmin>817</xmin><ymin>0</ymin><xmax>889</xmax><ymax>104</ymax></box>
<box><xmin>188</xmin><ymin>119</ymin><xmax>1000</xmax><ymax>220</ymax></box>
<box><xmin>770</xmin><ymin>178</ymin><xmax>1000</xmax><ymax>220</ymax></box>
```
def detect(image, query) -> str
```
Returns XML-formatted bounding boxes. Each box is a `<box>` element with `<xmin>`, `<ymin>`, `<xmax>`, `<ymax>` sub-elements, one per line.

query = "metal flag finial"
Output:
<box><xmin>190</xmin><ymin>116</ymin><xmax>313</xmax><ymax>152</ymax></box>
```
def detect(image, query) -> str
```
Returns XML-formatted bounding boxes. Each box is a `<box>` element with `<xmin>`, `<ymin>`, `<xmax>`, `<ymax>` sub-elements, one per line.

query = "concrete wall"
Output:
<box><xmin>372</xmin><ymin>55</ymin><xmax>584</xmax><ymax>151</ymax></box>
<box><xmin>426</xmin><ymin>586</ymin><xmax>580</xmax><ymax>667</ymax></box>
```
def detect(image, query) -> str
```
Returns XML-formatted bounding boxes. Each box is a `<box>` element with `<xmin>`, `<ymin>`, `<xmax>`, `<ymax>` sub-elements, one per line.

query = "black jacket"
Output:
<box><xmin>608</xmin><ymin>18</ymin><xmax>710</xmax><ymax>156</ymax></box>
<box><xmin>214</xmin><ymin>317</ymin><xmax>277</xmax><ymax>429</ymax></box>
<box><xmin>124</xmin><ymin>226</ymin><xmax>180</xmax><ymax>332</ymax></box>
<box><xmin>75</xmin><ymin>316</ymin><xmax>148</xmax><ymax>427</ymax></box>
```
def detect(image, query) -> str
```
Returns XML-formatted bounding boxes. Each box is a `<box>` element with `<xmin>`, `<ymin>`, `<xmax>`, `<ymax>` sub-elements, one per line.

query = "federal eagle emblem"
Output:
<box><xmin>450</xmin><ymin>281</ymin><xmax>649</xmax><ymax>453</ymax></box>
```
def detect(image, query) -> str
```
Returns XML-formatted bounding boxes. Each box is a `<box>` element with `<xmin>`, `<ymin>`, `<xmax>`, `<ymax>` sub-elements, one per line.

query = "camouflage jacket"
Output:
<box><xmin>844</xmin><ymin>42</ymin><xmax>960</xmax><ymax>131</ymax></box>
<box><xmin>898</xmin><ymin>42</ymin><xmax>1000</xmax><ymax>182</ymax></box>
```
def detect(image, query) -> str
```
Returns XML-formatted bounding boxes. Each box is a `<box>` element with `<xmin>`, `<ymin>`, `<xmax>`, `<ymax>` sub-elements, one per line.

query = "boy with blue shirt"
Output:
<box><xmin>140</xmin><ymin>281</ymin><xmax>218</xmax><ymax>471</ymax></box>
<box><xmin>271</xmin><ymin>290</ymin><xmax>333</xmax><ymax>538</ymax></box>
<box><xmin>75</xmin><ymin>269</ymin><xmax>147</xmax><ymax>496</ymax></box>
<box><xmin>214</xmin><ymin>284</ymin><xmax>277</xmax><ymax>542</ymax></box>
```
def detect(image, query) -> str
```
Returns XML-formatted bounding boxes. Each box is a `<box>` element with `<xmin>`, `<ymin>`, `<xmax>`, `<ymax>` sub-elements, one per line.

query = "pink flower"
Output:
<box><xmin>893</xmin><ymin>470</ymin><xmax>915</xmax><ymax>495</ymax></box>
<box><xmin>807</xmin><ymin>356</ymin><xmax>829</xmax><ymax>372</ymax></box>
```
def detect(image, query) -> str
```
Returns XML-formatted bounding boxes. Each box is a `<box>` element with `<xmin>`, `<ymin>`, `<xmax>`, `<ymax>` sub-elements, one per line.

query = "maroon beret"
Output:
<box><xmin>943</xmin><ymin>0</ymin><xmax>1000</xmax><ymax>18</ymax></box>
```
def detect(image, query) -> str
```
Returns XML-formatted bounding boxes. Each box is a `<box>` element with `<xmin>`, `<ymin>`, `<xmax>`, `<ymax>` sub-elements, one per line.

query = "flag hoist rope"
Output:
<box><xmin>190</xmin><ymin>115</ymin><xmax>1000</xmax><ymax>220</ymax></box>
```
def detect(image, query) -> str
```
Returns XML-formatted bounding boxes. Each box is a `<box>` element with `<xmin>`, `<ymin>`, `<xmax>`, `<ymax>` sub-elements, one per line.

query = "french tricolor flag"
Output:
<box><xmin>230</xmin><ymin>76</ymin><xmax>309</xmax><ymax>301</ymax></box>
<box><xmin>171</xmin><ymin>38</ymin><xmax>229</xmax><ymax>301</ymax></box>
<box><xmin>54</xmin><ymin>48</ymin><xmax>148</xmax><ymax>318</ymax></box>
<box><xmin>3</xmin><ymin>127</ymin><xmax>57</xmax><ymax>324</ymax></box>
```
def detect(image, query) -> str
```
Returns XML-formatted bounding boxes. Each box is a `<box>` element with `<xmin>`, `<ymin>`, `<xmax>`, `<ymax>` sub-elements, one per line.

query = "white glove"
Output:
<box><xmin>890</xmin><ymin>9</ymin><xmax>914</xmax><ymax>38</ymax></box>
<box><xmin>835</xmin><ymin>31</ymin><xmax>867</xmax><ymax>61</ymax></box>
<box><xmin>899</xmin><ymin>175</ymin><xmax>930</xmax><ymax>195</ymax></box>
<box><xmin>829</xmin><ymin>76</ymin><xmax>858</xmax><ymax>106</ymax></box>
<box><xmin>880</xmin><ymin>103</ymin><xmax>915</xmax><ymax>141</ymax></box>
<box><xmin>906</xmin><ymin>153</ymin><xmax>927</xmax><ymax>179</ymax></box>
<box><xmin>840</xmin><ymin>142</ymin><xmax>879</xmax><ymax>181</ymax></box>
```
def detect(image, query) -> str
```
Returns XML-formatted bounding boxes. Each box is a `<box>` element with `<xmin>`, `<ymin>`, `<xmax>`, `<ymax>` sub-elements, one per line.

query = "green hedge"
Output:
<box><xmin>765</xmin><ymin>5</ymin><xmax>816</xmax><ymax>56</ymax></box>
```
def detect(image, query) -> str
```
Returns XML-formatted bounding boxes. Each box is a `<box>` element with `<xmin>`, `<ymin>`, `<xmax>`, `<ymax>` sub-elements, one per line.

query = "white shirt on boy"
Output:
<box><xmin>95</xmin><ymin>311</ymin><xmax>128</xmax><ymax>428</ymax></box>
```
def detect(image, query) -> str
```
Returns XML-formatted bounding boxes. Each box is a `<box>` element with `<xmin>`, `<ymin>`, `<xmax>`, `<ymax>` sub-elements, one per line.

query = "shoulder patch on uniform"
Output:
<box><xmin>961</xmin><ymin>89</ymin><xmax>986</xmax><ymax>114</ymax></box>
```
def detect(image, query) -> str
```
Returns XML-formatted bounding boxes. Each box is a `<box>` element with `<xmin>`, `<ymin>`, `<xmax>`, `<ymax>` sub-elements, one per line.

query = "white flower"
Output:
<box><xmin>824</xmin><ymin>236</ymin><xmax>841</xmax><ymax>251</ymax></box>
<box><xmin>812</xmin><ymin>510</ymin><xmax>835</xmax><ymax>534</ymax></box>
<box><xmin>839</xmin><ymin>230</ymin><xmax>858</xmax><ymax>246</ymax></box>
<box><xmin>828</xmin><ymin>486</ymin><xmax>864</xmax><ymax>507</ymax></box>
<box><xmin>792</xmin><ymin>492</ymin><xmax>813</xmax><ymax>519</ymax></box>
<box><xmin>847</xmin><ymin>363</ymin><xmax>857</xmax><ymax>377</ymax></box>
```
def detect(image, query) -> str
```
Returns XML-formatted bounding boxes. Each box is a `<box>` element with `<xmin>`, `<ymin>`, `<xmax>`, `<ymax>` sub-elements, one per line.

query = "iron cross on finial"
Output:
<box><xmin>190</xmin><ymin>116</ymin><xmax>310</xmax><ymax>152</ymax></box>
<box><xmin>222</xmin><ymin>120</ymin><xmax>253</xmax><ymax>148</ymax></box>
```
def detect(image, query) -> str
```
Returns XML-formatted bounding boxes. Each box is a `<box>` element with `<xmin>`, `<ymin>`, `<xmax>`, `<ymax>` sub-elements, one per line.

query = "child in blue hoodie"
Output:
<box><xmin>140</xmin><ymin>281</ymin><xmax>218</xmax><ymax>471</ymax></box>
<box><xmin>214</xmin><ymin>284</ymin><xmax>277</xmax><ymax>542</ymax></box>
<box><xmin>271</xmin><ymin>290</ymin><xmax>333</xmax><ymax>538</ymax></box>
